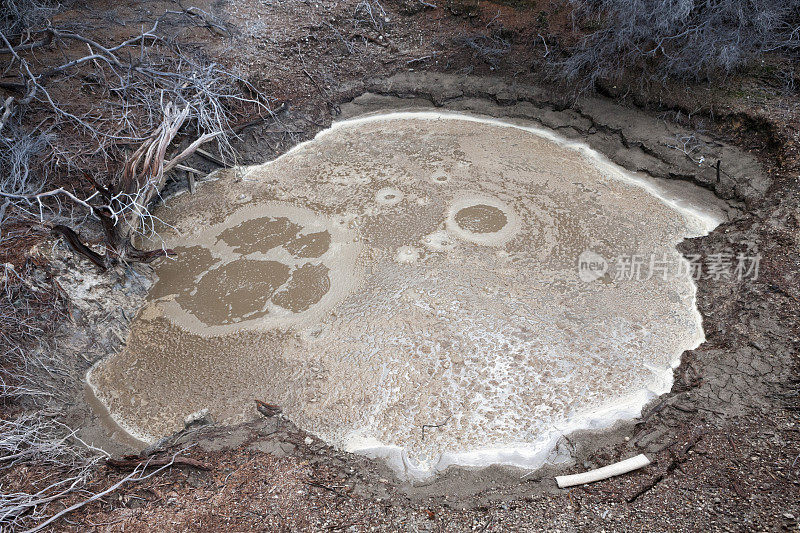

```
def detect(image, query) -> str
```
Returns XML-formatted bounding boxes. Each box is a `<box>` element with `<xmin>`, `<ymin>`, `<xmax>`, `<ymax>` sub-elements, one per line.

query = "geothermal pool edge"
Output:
<box><xmin>60</xmin><ymin>75</ymin><xmax>773</xmax><ymax>496</ymax></box>
<box><xmin>86</xmin><ymin>108</ymin><xmax>732</xmax><ymax>481</ymax></box>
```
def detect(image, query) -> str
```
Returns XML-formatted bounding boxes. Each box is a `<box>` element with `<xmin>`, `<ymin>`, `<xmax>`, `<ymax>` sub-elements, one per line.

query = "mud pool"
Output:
<box><xmin>87</xmin><ymin>111</ymin><xmax>727</xmax><ymax>479</ymax></box>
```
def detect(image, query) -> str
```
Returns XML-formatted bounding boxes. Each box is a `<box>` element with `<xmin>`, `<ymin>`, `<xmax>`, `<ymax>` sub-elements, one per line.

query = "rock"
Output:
<box><xmin>184</xmin><ymin>408</ymin><xmax>213</xmax><ymax>428</ymax></box>
<box><xmin>396</xmin><ymin>0</ymin><xmax>427</xmax><ymax>15</ymax></box>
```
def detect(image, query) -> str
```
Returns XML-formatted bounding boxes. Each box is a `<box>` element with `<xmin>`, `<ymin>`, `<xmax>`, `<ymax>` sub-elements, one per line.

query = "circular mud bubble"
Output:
<box><xmin>421</xmin><ymin>230</ymin><xmax>456</xmax><ymax>252</ymax></box>
<box><xmin>445</xmin><ymin>196</ymin><xmax>520</xmax><ymax>246</ymax></box>
<box><xmin>395</xmin><ymin>245</ymin><xmax>421</xmax><ymax>264</ymax></box>
<box><xmin>375</xmin><ymin>187</ymin><xmax>404</xmax><ymax>207</ymax></box>
<box><xmin>454</xmin><ymin>204</ymin><xmax>508</xmax><ymax>233</ymax></box>
<box><xmin>431</xmin><ymin>170</ymin><xmax>450</xmax><ymax>184</ymax></box>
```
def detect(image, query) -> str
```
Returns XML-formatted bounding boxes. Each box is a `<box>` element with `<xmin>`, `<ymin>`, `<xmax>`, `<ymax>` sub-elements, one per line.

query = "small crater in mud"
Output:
<box><xmin>445</xmin><ymin>196</ymin><xmax>520</xmax><ymax>246</ymax></box>
<box><xmin>454</xmin><ymin>204</ymin><xmax>508</xmax><ymax>233</ymax></box>
<box><xmin>375</xmin><ymin>187</ymin><xmax>404</xmax><ymax>206</ymax></box>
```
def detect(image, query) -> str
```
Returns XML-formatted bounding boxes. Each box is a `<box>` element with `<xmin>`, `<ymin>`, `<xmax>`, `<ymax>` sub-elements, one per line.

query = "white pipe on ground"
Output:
<box><xmin>555</xmin><ymin>454</ymin><xmax>651</xmax><ymax>488</ymax></box>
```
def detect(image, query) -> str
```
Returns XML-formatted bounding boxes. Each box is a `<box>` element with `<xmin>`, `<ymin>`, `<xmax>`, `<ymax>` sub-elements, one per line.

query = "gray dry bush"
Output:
<box><xmin>0</xmin><ymin>261</ymin><xmax>99</xmax><ymax>530</ymax></box>
<box><xmin>562</xmin><ymin>0</ymin><xmax>800</xmax><ymax>86</ymax></box>
<box><xmin>0</xmin><ymin>4</ymin><xmax>272</xmax><ymax>253</ymax></box>
<box><xmin>0</xmin><ymin>1</ymin><xmax>273</xmax><ymax>529</ymax></box>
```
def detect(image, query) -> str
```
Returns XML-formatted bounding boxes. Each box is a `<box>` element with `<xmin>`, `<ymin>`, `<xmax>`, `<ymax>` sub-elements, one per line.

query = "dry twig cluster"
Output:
<box><xmin>0</xmin><ymin>8</ymin><xmax>272</xmax><ymax>264</ymax></box>
<box><xmin>561</xmin><ymin>0</ymin><xmax>800</xmax><ymax>86</ymax></box>
<box><xmin>0</xmin><ymin>3</ymin><xmax>271</xmax><ymax>529</ymax></box>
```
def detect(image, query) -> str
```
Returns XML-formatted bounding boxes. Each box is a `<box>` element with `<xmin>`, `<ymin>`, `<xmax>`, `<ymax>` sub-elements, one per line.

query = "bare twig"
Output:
<box><xmin>421</xmin><ymin>415</ymin><xmax>451</xmax><ymax>441</ymax></box>
<box><xmin>22</xmin><ymin>451</ymin><xmax>190</xmax><ymax>533</ymax></box>
<box><xmin>106</xmin><ymin>454</ymin><xmax>212</xmax><ymax>471</ymax></box>
<box><xmin>0</xmin><ymin>9</ymin><xmax>273</xmax><ymax>531</ymax></box>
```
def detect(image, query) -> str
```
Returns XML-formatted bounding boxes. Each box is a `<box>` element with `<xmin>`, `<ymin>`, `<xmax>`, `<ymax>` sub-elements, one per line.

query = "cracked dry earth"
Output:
<box><xmin>10</xmin><ymin>0</ymin><xmax>800</xmax><ymax>530</ymax></box>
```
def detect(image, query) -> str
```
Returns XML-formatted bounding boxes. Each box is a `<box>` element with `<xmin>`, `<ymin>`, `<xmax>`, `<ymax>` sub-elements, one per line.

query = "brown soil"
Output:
<box><xmin>3</xmin><ymin>0</ymin><xmax>799</xmax><ymax>530</ymax></box>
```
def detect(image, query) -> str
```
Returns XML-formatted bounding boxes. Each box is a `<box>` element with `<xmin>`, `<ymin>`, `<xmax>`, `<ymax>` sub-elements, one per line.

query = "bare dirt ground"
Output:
<box><xmin>3</xmin><ymin>0</ymin><xmax>800</xmax><ymax>530</ymax></box>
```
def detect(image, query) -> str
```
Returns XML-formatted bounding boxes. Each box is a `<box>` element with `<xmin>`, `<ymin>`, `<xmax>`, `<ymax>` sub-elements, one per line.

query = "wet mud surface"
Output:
<box><xmin>88</xmin><ymin>110</ymin><xmax>726</xmax><ymax>480</ymax></box>
<box><xmin>44</xmin><ymin>73</ymin><xmax>798</xmax><ymax>529</ymax></box>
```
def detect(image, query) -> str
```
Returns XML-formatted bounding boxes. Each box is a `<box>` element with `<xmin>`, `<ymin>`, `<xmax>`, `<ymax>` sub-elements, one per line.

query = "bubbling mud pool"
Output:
<box><xmin>88</xmin><ymin>111</ymin><xmax>727</xmax><ymax>480</ymax></box>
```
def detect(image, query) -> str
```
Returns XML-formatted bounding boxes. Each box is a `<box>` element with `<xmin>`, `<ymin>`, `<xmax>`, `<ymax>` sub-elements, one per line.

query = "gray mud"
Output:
<box><xmin>88</xmin><ymin>109</ymin><xmax>726</xmax><ymax>481</ymax></box>
<box><xmin>49</xmin><ymin>73</ymin><xmax>795</xmax><ymax>502</ymax></box>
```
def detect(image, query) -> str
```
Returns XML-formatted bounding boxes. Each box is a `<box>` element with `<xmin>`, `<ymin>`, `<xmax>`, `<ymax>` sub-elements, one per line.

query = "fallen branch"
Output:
<box><xmin>350</xmin><ymin>32</ymin><xmax>398</xmax><ymax>53</ymax></box>
<box><xmin>626</xmin><ymin>437</ymin><xmax>700</xmax><ymax>502</ymax></box>
<box><xmin>106</xmin><ymin>454</ymin><xmax>212</xmax><ymax>471</ymax></box>
<box><xmin>166</xmin><ymin>6</ymin><xmax>229</xmax><ymax>37</ymax></box>
<box><xmin>231</xmin><ymin>101</ymin><xmax>288</xmax><ymax>133</ymax></box>
<box><xmin>0</xmin><ymin>31</ymin><xmax>52</xmax><ymax>55</ymax></box>
<box><xmin>51</xmin><ymin>225</ymin><xmax>107</xmax><ymax>271</ymax></box>
<box><xmin>0</xmin><ymin>96</ymin><xmax>15</xmax><ymax>134</ymax></box>
<box><xmin>1</xmin><ymin>20</ymin><xmax>271</xmax><ymax>266</ymax></box>
<box><xmin>175</xmin><ymin>164</ymin><xmax>204</xmax><ymax>175</ymax></box>
<box><xmin>195</xmin><ymin>148</ymin><xmax>226</xmax><ymax>167</ymax></box>
<box><xmin>23</xmin><ymin>453</ymin><xmax>191</xmax><ymax>533</ymax></box>
<box><xmin>303</xmin><ymin>479</ymin><xmax>351</xmax><ymax>498</ymax></box>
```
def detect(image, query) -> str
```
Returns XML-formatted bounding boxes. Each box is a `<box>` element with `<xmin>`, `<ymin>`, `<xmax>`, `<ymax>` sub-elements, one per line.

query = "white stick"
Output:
<box><xmin>555</xmin><ymin>454</ymin><xmax>651</xmax><ymax>488</ymax></box>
